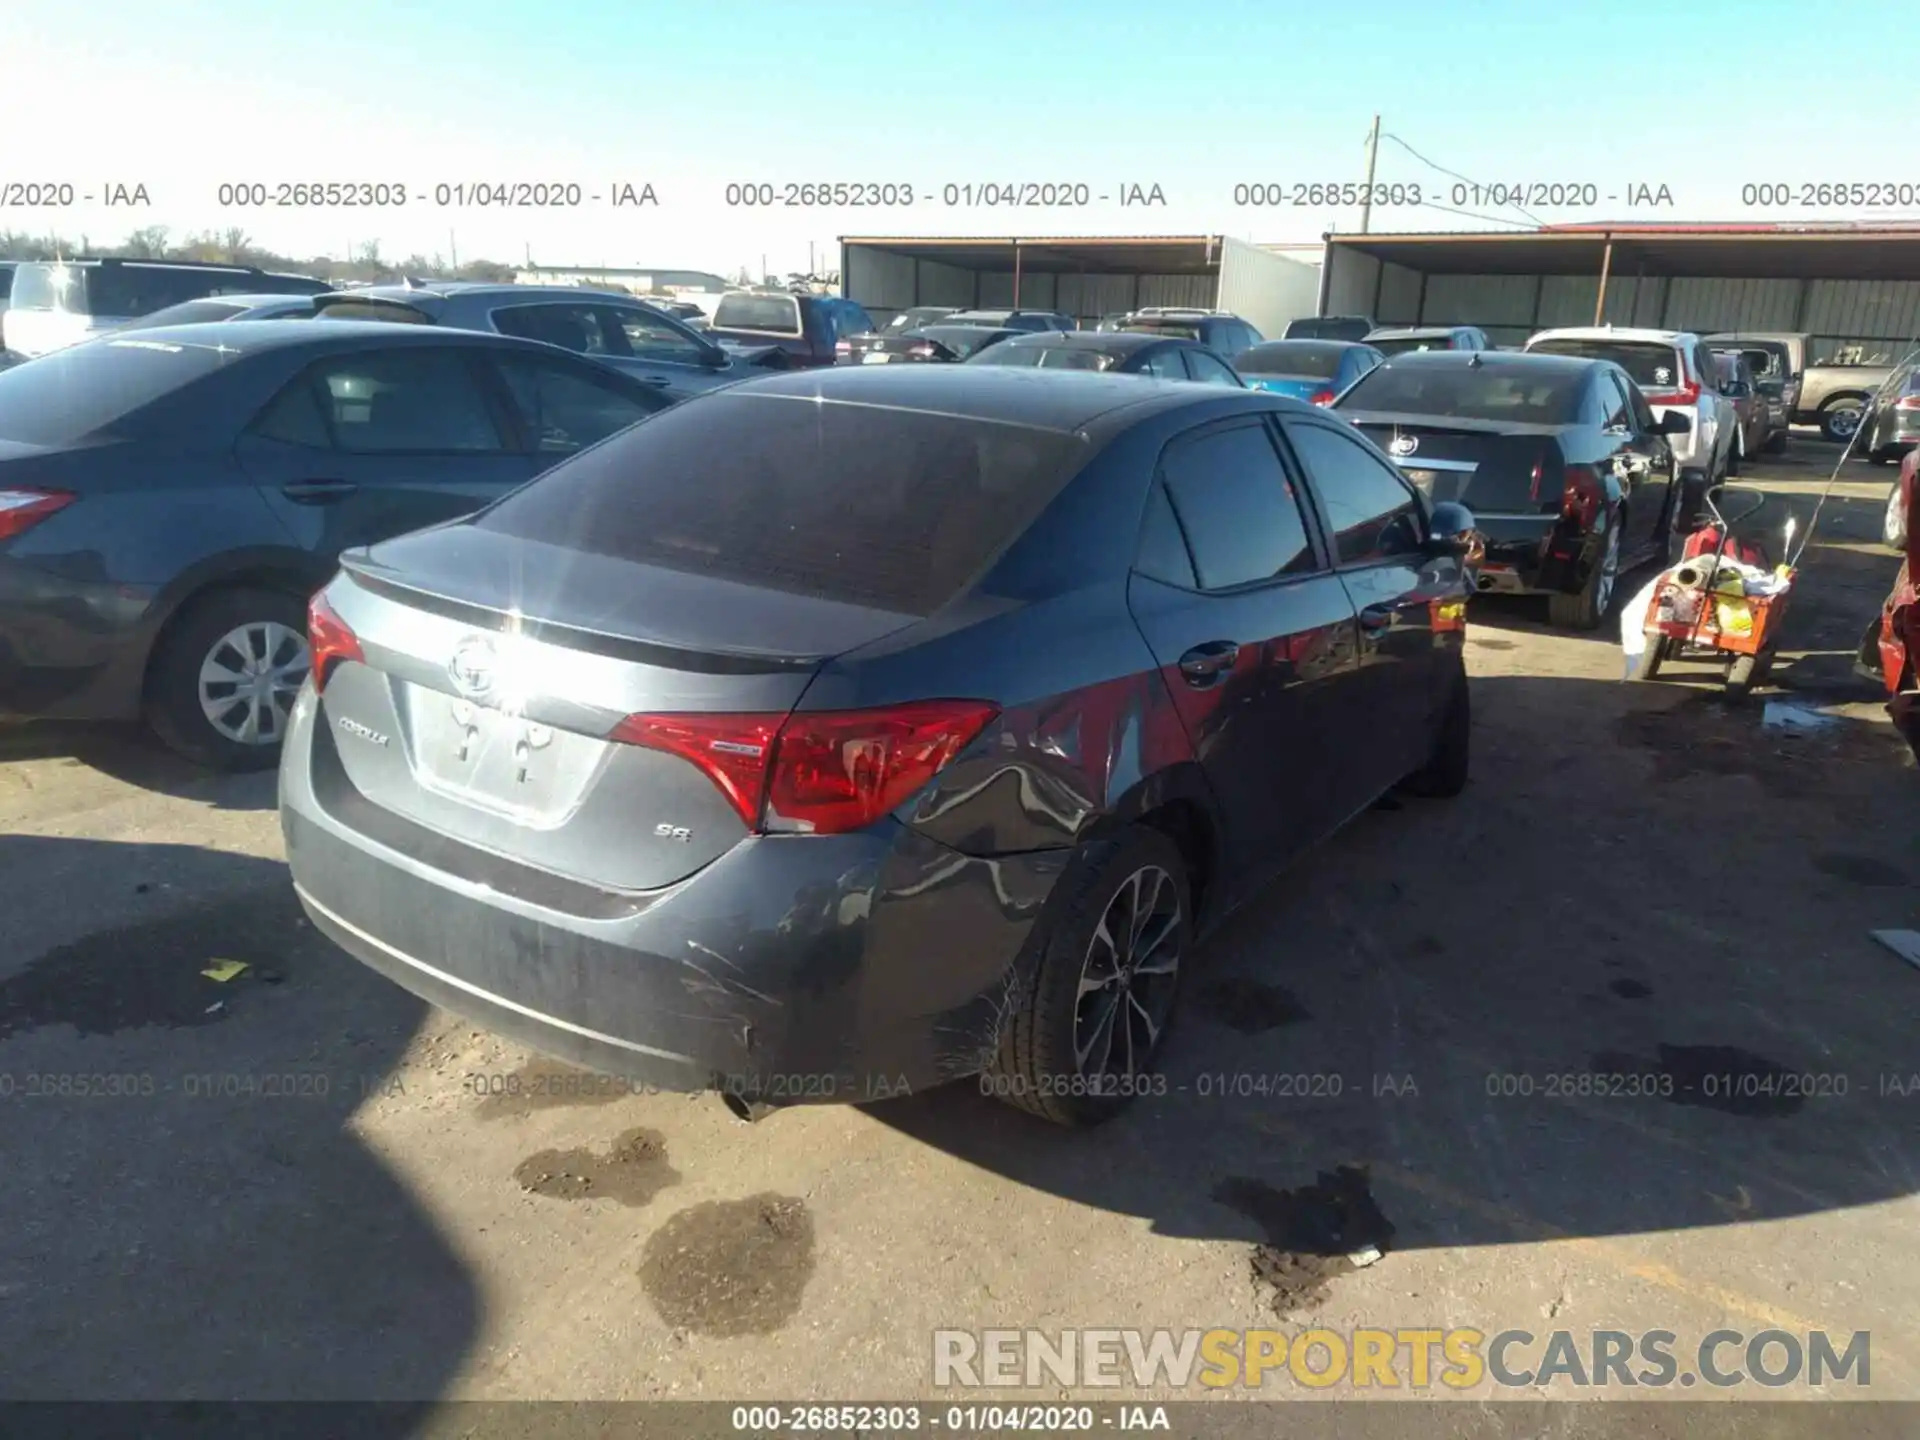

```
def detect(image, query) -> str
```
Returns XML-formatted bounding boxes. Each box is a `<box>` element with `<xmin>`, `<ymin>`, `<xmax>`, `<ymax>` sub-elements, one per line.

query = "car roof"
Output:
<box><xmin>1531</xmin><ymin>326</ymin><xmax>1698</xmax><ymax>344</ymax></box>
<box><xmin>104</xmin><ymin>318</ymin><xmax>535</xmax><ymax>353</ymax></box>
<box><xmin>1006</xmin><ymin>330</ymin><xmax>1175</xmax><ymax>354</ymax></box>
<box><xmin>723</xmin><ymin>362</ymin><xmax>1285</xmax><ymax>433</ymax></box>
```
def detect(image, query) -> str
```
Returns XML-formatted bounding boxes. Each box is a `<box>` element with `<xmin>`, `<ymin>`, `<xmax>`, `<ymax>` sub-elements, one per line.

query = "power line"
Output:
<box><xmin>1413</xmin><ymin>200</ymin><xmax>1535</xmax><ymax>230</ymax></box>
<box><xmin>1380</xmin><ymin>132</ymin><xmax>1548</xmax><ymax>228</ymax></box>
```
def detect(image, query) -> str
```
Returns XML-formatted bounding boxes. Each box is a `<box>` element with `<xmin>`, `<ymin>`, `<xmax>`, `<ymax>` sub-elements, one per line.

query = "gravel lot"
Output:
<box><xmin>2</xmin><ymin>438</ymin><xmax>1915</xmax><ymax>1407</ymax></box>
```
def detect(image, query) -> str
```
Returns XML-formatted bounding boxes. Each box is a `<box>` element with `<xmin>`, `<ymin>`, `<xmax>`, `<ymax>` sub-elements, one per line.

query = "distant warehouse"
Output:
<box><xmin>838</xmin><ymin>235</ymin><xmax>1321</xmax><ymax>334</ymax></box>
<box><xmin>513</xmin><ymin>265</ymin><xmax>732</xmax><ymax>294</ymax></box>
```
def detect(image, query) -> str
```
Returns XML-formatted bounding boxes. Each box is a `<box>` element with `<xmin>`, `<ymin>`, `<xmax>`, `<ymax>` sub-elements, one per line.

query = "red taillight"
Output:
<box><xmin>1561</xmin><ymin>467</ymin><xmax>1604</xmax><ymax>529</ymax></box>
<box><xmin>307</xmin><ymin>592</ymin><xmax>363</xmax><ymax>693</ymax></box>
<box><xmin>1897</xmin><ymin>395</ymin><xmax>1920</xmax><ymax>411</ymax></box>
<box><xmin>0</xmin><ymin>488</ymin><xmax>75</xmax><ymax>541</ymax></box>
<box><xmin>835</xmin><ymin>339</ymin><xmax>852</xmax><ymax>357</ymax></box>
<box><xmin>1309</xmin><ymin>389</ymin><xmax>1336</xmax><ymax>405</ymax></box>
<box><xmin>612</xmin><ymin>699</ymin><xmax>999</xmax><ymax>835</ymax></box>
<box><xmin>1648</xmin><ymin>380</ymin><xmax>1701</xmax><ymax>408</ymax></box>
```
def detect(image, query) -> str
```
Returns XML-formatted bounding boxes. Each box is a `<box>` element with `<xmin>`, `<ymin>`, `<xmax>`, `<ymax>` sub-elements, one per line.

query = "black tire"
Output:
<box><xmin>1763</xmin><ymin>427</ymin><xmax>1788</xmax><ymax>456</ymax></box>
<box><xmin>1547</xmin><ymin>510</ymin><xmax>1621</xmax><ymax>631</ymax></box>
<box><xmin>988</xmin><ymin>826</ymin><xmax>1191</xmax><ymax>1128</ymax></box>
<box><xmin>1820</xmin><ymin>396</ymin><xmax>1868</xmax><ymax>445</ymax></box>
<box><xmin>1725</xmin><ymin>647</ymin><xmax>1774</xmax><ymax>699</ymax></box>
<box><xmin>1726</xmin><ymin>429</ymin><xmax>1743</xmax><ymax>477</ymax></box>
<box><xmin>1402</xmin><ymin>664</ymin><xmax>1469</xmax><ymax>798</ymax></box>
<box><xmin>1870</xmin><ymin>448</ymin><xmax>1893</xmax><ymax>466</ymax></box>
<box><xmin>145</xmin><ymin>586</ymin><xmax>310</xmax><ymax>772</ymax></box>
<box><xmin>1636</xmin><ymin>635</ymin><xmax>1669</xmax><ymax>681</ymax></box>
<box><xmin>1675</xmin><ymin>470</ymin><xmax>1708</xmax><ymax>532</ymax></box>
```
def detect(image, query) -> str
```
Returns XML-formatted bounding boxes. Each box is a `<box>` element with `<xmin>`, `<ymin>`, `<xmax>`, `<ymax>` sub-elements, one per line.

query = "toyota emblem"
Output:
<box><xmin>448</xmin><ymin>636</ymin><xmax>497</xmax><ymax>700</ymax></box>
<box><xmin>1389</xmin><ymin>434</ymin><xmax>1418</xmax><ymax>457</ymax></box>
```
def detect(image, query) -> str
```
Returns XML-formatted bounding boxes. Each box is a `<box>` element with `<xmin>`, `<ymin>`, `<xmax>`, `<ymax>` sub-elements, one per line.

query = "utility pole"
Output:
<box><xmin>1359</xmin><ymin>114</ymin><xmax>1382</xmax><ymax>234</ymax></box>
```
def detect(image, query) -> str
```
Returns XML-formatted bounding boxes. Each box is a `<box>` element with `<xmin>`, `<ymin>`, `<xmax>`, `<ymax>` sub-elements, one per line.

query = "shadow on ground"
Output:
<box><xmin>868</xmin><ymin>668</ymin><xmax>1920</xmax><ymax>1294</ymax></box>
<box><xmin>0</xmin><ymin>836</ymin><xmax>473</xmax><ymax>1408</ymax></box>
<box><xmin>0</xmin><ymin>722</ymin><xmax>278</xmax><ymax>812</ymax></box>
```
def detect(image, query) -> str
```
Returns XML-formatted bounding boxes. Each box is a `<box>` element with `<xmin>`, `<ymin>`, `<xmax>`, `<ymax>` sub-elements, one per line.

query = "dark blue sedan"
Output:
<box><xmin>1237</xmin><ymin>339</ymin><xmax>1385</xmax><ymax>405</ymax></box>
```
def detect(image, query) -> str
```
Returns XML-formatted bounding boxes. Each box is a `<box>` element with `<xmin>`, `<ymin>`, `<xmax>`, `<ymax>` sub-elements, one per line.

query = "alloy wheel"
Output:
<box><xmin>1829</xmin><ymin>403</ymin><xmax>1863</xmax><ymax>440</ymax></box>
<box><xmin>1073</xmin><ymin>864</ymin><xmax>1182</xmax><ymax>1081</ymax></box>
<box><xmin>198</xmin><ymin>620</ymin><xmax>309</xmax><ymax>746</ymax></box>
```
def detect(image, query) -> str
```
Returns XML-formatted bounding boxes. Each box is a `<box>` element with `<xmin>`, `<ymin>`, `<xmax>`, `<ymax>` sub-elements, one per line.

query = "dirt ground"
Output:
<box><xmin>2</xmin><ymin>437</ymin><xmax>1916</xmax><ymax>1411</ymax></box>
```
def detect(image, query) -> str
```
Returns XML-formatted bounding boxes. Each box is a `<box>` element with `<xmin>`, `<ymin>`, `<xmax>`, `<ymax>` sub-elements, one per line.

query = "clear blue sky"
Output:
<box><xmin>2</xmin><ymin>0</ymin><xmax>1901</xmax><ymax>273</ymax></box>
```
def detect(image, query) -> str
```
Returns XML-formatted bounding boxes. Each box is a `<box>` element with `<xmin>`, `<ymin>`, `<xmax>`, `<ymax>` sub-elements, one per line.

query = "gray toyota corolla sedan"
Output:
<box><xmin>280</xmin><ymin>365</ymin><xmax>1478</xmax><ymax>1127</ymax></box>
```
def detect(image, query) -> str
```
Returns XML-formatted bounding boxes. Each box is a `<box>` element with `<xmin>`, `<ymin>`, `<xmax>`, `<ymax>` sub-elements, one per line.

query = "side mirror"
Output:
<box><xmin>699</xmin><ymin>341</ymin><xmax>729</xmax><ymax>368</ymax></box>
<box><xmin>1658</xmin><ymin>411</ymin><xmax>1693</xmax><ymax>435</ymax></box>
<box><xmin>1427</xmin><ymin>500</ymin><xmax>1481</xmax><ymax>558</ymax></box>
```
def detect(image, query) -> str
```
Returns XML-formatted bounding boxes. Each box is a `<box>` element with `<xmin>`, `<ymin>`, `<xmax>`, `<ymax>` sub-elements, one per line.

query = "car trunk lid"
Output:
<box><xmin>1345</xmin><ymin>411</ymin><xmax>1567</xmax><ymax>513</ymax></box>
<box><xmin>313</xmin><ymin>523</ymin><xmax>919</xmax><ymax>892</ymax></box>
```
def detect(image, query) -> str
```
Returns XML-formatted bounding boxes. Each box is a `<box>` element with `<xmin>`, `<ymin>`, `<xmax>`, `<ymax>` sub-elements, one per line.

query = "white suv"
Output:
<box><xmin>1526</xmin><ymin>326</ymin><xmax>1736</xmax><ymax>521</ymax></box>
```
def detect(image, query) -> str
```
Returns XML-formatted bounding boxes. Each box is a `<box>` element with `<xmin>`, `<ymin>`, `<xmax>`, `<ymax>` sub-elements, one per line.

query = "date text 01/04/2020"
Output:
<box><xmin>210</xmin><ymin>182</ymin><xmax>658</xmax><ymax>208</ymax></box>
<box><xmin>720</xmin><ymin>182</ymin><xmax>1167</xmax><ymax>208</ymax></box>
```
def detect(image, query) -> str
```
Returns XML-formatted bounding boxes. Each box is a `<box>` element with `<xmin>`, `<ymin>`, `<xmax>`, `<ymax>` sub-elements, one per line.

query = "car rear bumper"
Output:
<box><xmin>279</xmin><ymin>684</ymin><xmax>1065</xmax><ymax>1105</ymax></box>
<box><xmin>1466</xmin><ymin>514</ymin><xmax>1591</xmax><ymax>595</ymax></box>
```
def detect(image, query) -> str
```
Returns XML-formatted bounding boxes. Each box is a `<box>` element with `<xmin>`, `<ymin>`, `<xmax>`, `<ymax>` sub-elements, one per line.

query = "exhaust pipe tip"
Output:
<box><xmin>720</xmin><ymin>1090</ymin><xmax>775</xmax><ymax>1124</ymax></box>
<box><xmin>1475</xmin><ymin>575</ymin><xmax>1496</xmax><ymax>592</ymax></box>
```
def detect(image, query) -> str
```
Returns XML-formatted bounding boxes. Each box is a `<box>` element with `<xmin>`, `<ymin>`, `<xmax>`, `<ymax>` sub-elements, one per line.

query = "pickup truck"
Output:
<box><xmin>1800</xmin><ymin>360</ymin><xmax>1897</xmax><ymax>443</ymax></box>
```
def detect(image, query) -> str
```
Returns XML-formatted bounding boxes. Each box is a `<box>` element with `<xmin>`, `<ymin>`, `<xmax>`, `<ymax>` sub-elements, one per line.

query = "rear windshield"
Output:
<box><xmin>913</xmin><ymin>326</ymin><xmax>1008</xmax><ymax>358</ymax></box>
<box><xmin>887</xmin><ymin>309</ymin><xmax>951</xmax><ymax>333</ymax></box>
<box><xmin>712</xmin><ymin>293</ymin><xmax>801</xmax><ymax>334</ymax></box>
<box><xmin>1368</xmin><ymin>334</ymin><xmax>1458</xmax><ymax>356</ymax></box>
<box><xmin>1719</xmin><ymin>344</ymin><xmax>1784</xmax><ymax>378</ymax></box>
<box><xmin>1528</xmin><ymin>339</ymin><xmax>1681</xmax><ymax>388</ymax></box>
<box><xmin>0</xmin><ymin>335</ymin><xmax>236</xmax><ymax>444</ymax></box>
<box><xmin>474</xmin><ymin>392</ymin><xmax>1088</xmax><ymax>615</ymax></box>
<box><xmin>1286</xmin><ymin>318</ymin><xmax>1371</xmax><ymax>341</ymax></box>
<box><xmin>1124</xmin><ymin>320</ymin><xmax>1202</xmax><ymax>342</ymax></box>
<box><xmin>968</xmin><ymin>343</ymin><xmax>1115</xmax><ymax>371</ymax></box>
<box><xmin>118</xmin><ymin>299</ymin><xmax>249</xmax><ymax>330</ymax></box>
<box><xmin>1237</xmin><ymin>342</ymin><xmax>1344</xmax><ymax>379</ymax></box>
<box><xmin>1337</xmin><ymin>362</ymin><xmax>1583</xmax><ymax>424</ymax></box>
<box><xmin>314</xmin><ymin>299</ymin><xmax>435</xmax><ymax>324</ymax></box>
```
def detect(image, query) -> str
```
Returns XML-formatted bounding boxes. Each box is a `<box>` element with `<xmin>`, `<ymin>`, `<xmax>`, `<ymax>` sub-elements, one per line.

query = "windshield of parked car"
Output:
<box><xmin>912</xmin><ymin>326</ymin><xmax>1011</xmax><ymax>359</ymax></box>
<box><xmin>1527</xmin><ymin>339</ymin><xmax>1681</xmax><ymax>388</ymax></box>
<box><xmin>473</xmin><ymin>391</ymin><xmax>1089</xmax><ymax>615</ymax></box>
<box><xmin>712</xmin><ymin>293</ymin><xmax>802</xmax><ymax>334</ymax></box>
<box><xmin>0</xmin><ymin>335</ymin><xmax>238</xmax><ymax>444</ymax></box>
<box><xmin>1337</xmin><ymin>362</ymin><xmax>1584</xmax><ymax>423</ymax></box>
<box><xmin>1237</xmin><ymin>342</ymin><xmax>1345</xmax><ymax>379</ymax></box>
<box><xmin>886</xmin><ymin>310</ymin><xmax>949</xmax><ymax>333</ymax></box>
<box><xmin>967</xmin><ymin>342</ymin><xmax>1115</xmax><ymax>370</ymax></box>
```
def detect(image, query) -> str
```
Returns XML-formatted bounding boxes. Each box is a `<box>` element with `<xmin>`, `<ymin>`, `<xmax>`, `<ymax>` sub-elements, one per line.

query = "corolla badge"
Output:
<box><xmin>448</xmin><ymin>636</ymin><xmax>497</xmax><ymax>700</ymax></box>
<box><xmin>1389</xmin><ymin>434</ymin><xmax>1418</xmax><ymax>457</ymax></box>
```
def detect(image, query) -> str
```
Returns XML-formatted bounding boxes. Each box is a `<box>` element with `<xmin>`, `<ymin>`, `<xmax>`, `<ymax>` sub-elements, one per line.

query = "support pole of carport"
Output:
<box><xmin>1012</xmin><ymin>240</ymin><xmax>1023</xmax><ymax>307</ymax></box>
<box><xmin>1593</xmin><ymin>233</ymin><xmax>1614</xmax><ymax>325</ymax></box>
<box><xmin>1314</xmin><ymin>236</ymin><xmax>1332</xmax><ymax>318</ymax></box>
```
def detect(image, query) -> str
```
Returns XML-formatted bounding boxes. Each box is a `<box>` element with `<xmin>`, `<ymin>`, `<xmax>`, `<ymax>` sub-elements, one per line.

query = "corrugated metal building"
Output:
<box><xmin>1319</xmin><ymin>225</ymin><xmax>1920</xmax><ymax>364</ymax></box>
<box><xmin>838</xmin><ymin>236</ymin><xmax>1320</xmax><ymax>334</ymax></box>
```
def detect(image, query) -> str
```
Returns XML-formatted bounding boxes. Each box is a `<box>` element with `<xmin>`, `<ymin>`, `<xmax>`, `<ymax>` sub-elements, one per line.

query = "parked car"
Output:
<box><xmin>965</xmin><ymin>329</ymin><xmax>1246</xmax><ymax>384</ymax></box>
<box><xmin>1705</xmin><ymin>332</ymin><xmax>1798</xmax><ymax>450</ymax></box>
<box><xmin>641</xmin><ymin>298</ymin><xmax>707</xmax><ymax>322</ymax></box>
<box><xmin>2</xmin><ymin>259</ymin><xmax>330</xmax><ymax>360</ymax></box>
<box><xmin>1525</xmin><ymin>327</ymin><xmax>1732</xmax><ymax>523</ymax></box>
<box><xmin>313</xmin><ymin>282</ymin><xmax>779</xmax><ymax>400</ymax></box>
<box><xmin>701</xmin><ymin>290</ymin><xmax>879</xmax><ymax>367</ymax></box>
<box><xmin>279</xmin><ymin>364</ymin><xmax>1478</xmax><ymax>1128</ymax></box>
<box><xmin>0</xmin><ymin>262</ymin><xmax>15</xmax><ymax>367</ymax></box>
<box><xmin>1284</xmin><ymin>315</ymin><xmax>1377</xmax><ymax>342</ymax></box>
<box><xmin>1122</xmin><ymin>309</ymin><xmax>1263</xmax><ymax>359</ymax></box>
<box><xmin>1858</xmin><ymin>364</ymin><xmax>1920</xmax><ymax>466</ymax></box>
<box><xmin>1236</xmin><ymin>339</ymin><xmax>1384</xmax><ymax>404</ymax></box>
<box><xmin>1799</xmin><ymin>349</ymin><xmax>1895</xmax><ymax>442</ymax></box>
<box><xmin>114</xmin><ymin>293</ymin><xmax>319</xmax><ymax>329</ymax></box>
<box><xmin>0</xmin><ymin>321</ymin><xmax>673</xmax><ymax>769</ymax></box>
<box><xmin>1711</xmin><ymin>350</ymin><xmax>1771</xmax><ymax>470</ymax></box>
<box><xmin>844</xmin><ymin>324</ymin><xmax>1021</xmax><ymax>364</ymax></box>
<box><xmin>943</xmin><ymin>308</ymin><xmax>1074</xmax><ymax>334</ymax></box>
<box><xmin>1333</xmin><ymin>350</ymin><xmax>1690</xmax><ymax>628</ymax></box>
<box><xmin>1364</xmin><ymin>326</ymin><xmax>1489</xmax><ymax>356</ymax></box>
<box><xmin>882</xmin><ymin>306</ymin><xmax>963</xmax><ymax>334</ymax></box>
<box><xmin>1094</xmin><ymin>312</ymin><xmax>1136</xmax><ymax>332</ymax></box>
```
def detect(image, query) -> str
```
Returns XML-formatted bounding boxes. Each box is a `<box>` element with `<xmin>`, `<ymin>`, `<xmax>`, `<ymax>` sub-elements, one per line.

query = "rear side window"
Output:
<box><xmin>1133</xmin><ymin>483</ymin><xmax>1198</xmax><ymax>588</ymax></box>
<box><xmin>492</xmin><ymin>303</ymin><xmax>624</xmax><ymax>357</ymax></box>
<box><xmin>1184</xmin><ymin>350</ymin><xmax>1243</xmax><ymax>387</ymax></box>
<box><xmin>1139</xmin><ymin>348</ymin><xmax>1187</xmax><ymax>380</ymax></box>
<box><xmin>1284</xmin><ymin>421</ymin><xmax>1423</xmax><ymax>566</ymax></box>
<box><xmin>713</xmin><ymin>293</ymin><xmax>801</xmax><ymax>334</ymax></box>
<box><xmin>475</xmin><ymin>393</ymin><xmax>1090</xmax><ymax>615</ymax></box>
<box><xmin>300</xmin><ymin>349</ymin><xmax>505</xmax><ymax>453</ymax></box>
<box><xmin>0</xmin><ymin>336</ymin><xmax>236</xmax><ymax>444</ymax></box>
<box><xmin>492</xmin><ymin>354</ymin><xmax>665</xmax><ymax>455</ymax></box>
<box><xmin>1158</xmin><ymin>421</ymin><xmax>1317</xmax><ymax>589</ymax></box>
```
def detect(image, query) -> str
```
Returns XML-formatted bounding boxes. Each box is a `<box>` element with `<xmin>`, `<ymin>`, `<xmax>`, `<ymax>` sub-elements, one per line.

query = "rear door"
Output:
<box><xmin>1279</xmin><ymin>416</ymin><xmax>1441</xmax><ymax>800</ymax></box>
<box><xmin>240</xmin><ymin>343</ymin><xmax>538</xmax><ymax>559</ymax></box>
<box><xmin>486</xmin><ymin>349</ymin><xmax>673</xmax><ymax>457</ymax></box>
<box><xmin>1603</xmin><ymin>370</ymin><xmax>1674</xmax><ymax>547</ymax></box>
<box><xmin>1126</xmin><ymin>417</ymin><xmax>1361</xmax><ymax>883</ymax></box>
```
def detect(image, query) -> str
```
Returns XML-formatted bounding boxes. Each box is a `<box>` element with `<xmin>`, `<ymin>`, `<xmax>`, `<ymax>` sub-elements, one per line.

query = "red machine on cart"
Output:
<box><xmin>1635</xmin><ymin>486</ymin><xmax>1795</xmax><ymax>697</ymax></box>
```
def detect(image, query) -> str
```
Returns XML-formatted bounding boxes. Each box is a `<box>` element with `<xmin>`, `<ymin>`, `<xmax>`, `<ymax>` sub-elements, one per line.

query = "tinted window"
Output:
<box><xmin>1158</xmin><ymin>422</ymin><xmax>1317</xmax><ymax>589</ymax></box>
<box><xmin>1285</xmin><ymin>422</ymin><xmax>1423</xmax><ymax>565</ymax></box>
<box><xmin>84</xmin><ymin>266</ymin><xmax>260</xmax><ymax>318</ymax></box>
<box><xmin>315</xmin><ymin>299</ymin><xmax>435</xmax><ymax>325</ymax></box>
<box><xmin>834</xmin><ymin>303</ymin><xmax>876</xmax><ymax>336</ymax></box>
<box><xmin>494</xmin><ymin>355</ymin><xmax>665</xmax><ymax>454</ymax></box>
<box><xmin>1239</xmin><ymin>342</ymin><xmax>1346</xmax><ymax>379</ymax></box>
<box><xmin>0</xmin><ymin>336</ymin><xmax>237</xmax><ymax>444</ymax></box>
<box><xmin>491</xmin><ymin>303</ymin><xmax>625</xmax><ymax>357</ymax></box>
<box><xmin>916</xmin><ymin>326</ymin><xmax>1010</xmax><ymax>360</ymax></box>
<box><xmin>1133</xmin><ymin>482</ymin><xmax>1197</xmax><ymax>588</ymax></box>
<box><xmin>1338</xmin><ymin>362</ymin><xmax>1583</xmax><ymax>423</ymax></box>
<box><xmin>1184</xmin><ymin>350</ymin><xmax>1243</xmax><ymax>387</ymax></box>
<box><xmin>1601</xmin><ymin>373</ymin><xmax>1633</xmax><ymax>429</ymax></box>
<box><xmin>1139</xmin><ymin>347</ymin><xmax>1188</xmax><ymax>380</ymax></box>
<box><xmin>607</xmin><ymin>305</ymin><xmax>707</xmax><ymax>363</ymax></box>
<box><xmin>712</xmin><ymin>293</ymin><xmax>802</xmax><ymax>334</ymax></box>
<box><xmin>970</xmin><ymin>342</ymin><xmax>1113</xmax><ymax>371</ymax></box>
<box><xmin>1126</xmin><ymin>320</ymin><xmax>1203</xmax><ymax>342</ymax></box>
<box><xmin>1576</xmin><ymin>379</ymin><xmax>1611</xmax><ymax>429</ymax></box>
<box><xmin>1528</xmin><ymin>339</ymin><xmax>1684</xmax><ymax>389</ymax></box>
<box><xmin>308</xmin><ymin>349</ymin><xmax>504</xmax><ymax>453</ymax></box>
<box><xmin>475</xmin><ymin>393</ymin><xmax>1088</xmax><ymax>615</ymax></box>
<box><xmin>251</xmin><ymin>376</ymin><xmax>334</xmax><ymax>447</ymax></box>
<box><xmin>1369</xmin><ymin>334</ymin><xmax>1455</xmax><ymax>356</ymax></box>
<box><xmin>1622</xmin><ymin>374</ymin><xmax>1658</xmax><ymax>432</ymax></box>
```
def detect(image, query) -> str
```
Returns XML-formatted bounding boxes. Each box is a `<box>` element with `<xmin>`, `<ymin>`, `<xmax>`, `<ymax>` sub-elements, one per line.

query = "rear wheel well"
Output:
<box><xmin>142</xmin><ymin>570</ymin><xmax>314</xmax><ymax>702</ymax></box>
<box><xmin>1135</xmin><ymin>798</ymin><xmax>1216</xmax><ymax>925</ymax></box>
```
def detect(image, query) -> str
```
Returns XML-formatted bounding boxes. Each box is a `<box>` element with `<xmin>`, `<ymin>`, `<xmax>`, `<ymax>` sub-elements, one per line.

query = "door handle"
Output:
<box><xmin>280</xmin><ymin>479</ymin><xmax>359</xmax><ymax>505</ymax></box>
<box><xmin>1359</xmin><ymin>605</ymin><xmax>1395</xmax><ymax>633</ymax></box>
<box><xmin>1176</xmin><ymin>640</ymin><xmax>1239</xmax><ymax>686</ymax></box>
<box><xmin>637</xmin><ymin>376</ymin><xmax>672</xmax><ymax>387</ymax></box>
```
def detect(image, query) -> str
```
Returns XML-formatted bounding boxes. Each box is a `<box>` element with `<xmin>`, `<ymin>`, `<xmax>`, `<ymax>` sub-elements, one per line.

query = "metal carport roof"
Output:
<box><xmin>837</xmin><ymin>236</ymin><xmax>1224</xmax><ymax>275</ymax></box>
<box><xmin>1323</xmin><ymin>225</ymin><xmax>1920</xmax><ymax>281</ymax></box>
